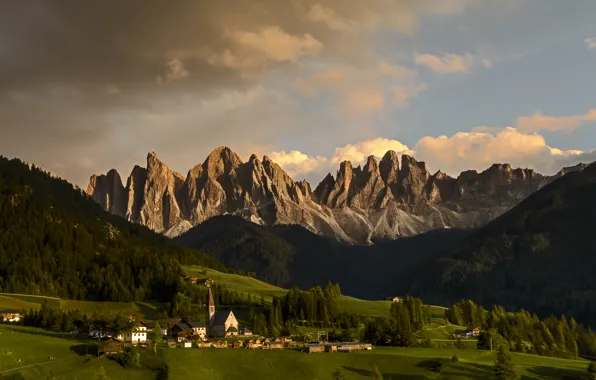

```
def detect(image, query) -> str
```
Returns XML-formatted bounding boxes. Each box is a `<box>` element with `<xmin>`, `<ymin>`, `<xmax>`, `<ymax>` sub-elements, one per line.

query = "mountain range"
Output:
<box><xmin>87</xmin><ymin>146</ymin><xmax>582</xmax><ymax>243</ymax></box>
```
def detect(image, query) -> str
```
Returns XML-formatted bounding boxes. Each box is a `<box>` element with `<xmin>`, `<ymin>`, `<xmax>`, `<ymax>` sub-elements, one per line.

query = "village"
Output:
<box><xmin>90</xmin><ymin>279</ymin><xmax>373</xmax><ymax>356</ymax></box>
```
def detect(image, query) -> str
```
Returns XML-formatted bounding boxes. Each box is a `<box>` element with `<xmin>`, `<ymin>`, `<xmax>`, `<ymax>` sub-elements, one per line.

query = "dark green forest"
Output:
<box><xmin>0</xmin><ymin>156</ymin><xmax>225</xmax><ymax>301</ymax></box>
<box><xmin>175</xmin><ymin>214</ymin><xmax>469</xmax><ymax>299</ymax></box>
<box><xmin>409</xmin><ymin>163</ymin><xmax>596</xmax><ymax>326</ymax></box>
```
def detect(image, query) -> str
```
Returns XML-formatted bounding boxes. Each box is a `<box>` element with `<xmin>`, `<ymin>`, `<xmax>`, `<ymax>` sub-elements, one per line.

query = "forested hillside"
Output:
<box><xmin>0</xmin><ymin>156</ymin><xmax>225</xmax><ymax>301</ymax></box>
<box><xmin>176</xmin><ymin>215</ymin><xmax>470</xmax><ymax>299</ymax></box>
<box><xmin>409</xmin><ymin>163</ymin><xmax>596</xmax><ymax>326</ymax></box>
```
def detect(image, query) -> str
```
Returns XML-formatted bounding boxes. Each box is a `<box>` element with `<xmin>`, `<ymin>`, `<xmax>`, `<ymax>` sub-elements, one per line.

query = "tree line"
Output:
<box><xmin>447</xmin><ymin>299</ymin><xmax>596</xmax><ymax>359</ymax></box>
<box><xmin>0</xmin><ymin>156</ymin><xmax>228</xmax><ymax>303</ymax></box>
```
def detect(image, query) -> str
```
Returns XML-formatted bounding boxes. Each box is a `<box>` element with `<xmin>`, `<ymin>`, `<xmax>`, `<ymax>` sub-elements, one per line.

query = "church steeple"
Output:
<box><xmin>207</xmin><ymin>286</ymin><xmax>216</xmax><ymax>332</ymax></box>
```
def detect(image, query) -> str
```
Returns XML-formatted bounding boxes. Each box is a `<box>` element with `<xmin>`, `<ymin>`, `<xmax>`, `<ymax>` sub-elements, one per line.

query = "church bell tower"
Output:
<box><xmin>206</xmin><ymin>286</ymin><xmax>216</xmax><ymax>334</ymax></box>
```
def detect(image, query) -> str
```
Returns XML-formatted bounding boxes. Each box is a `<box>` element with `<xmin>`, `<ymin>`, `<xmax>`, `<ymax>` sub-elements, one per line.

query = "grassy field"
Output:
<box><xmin>0</xmin><ymin>325</ymin><xmax>590</xmax><ymax>379</ymax></box>
<box><xmin>0</xmin><ymin>325</ymin><xmax>156</xmax><ymax>380</ymax></box>
<box><xmin>162</xmin><ymin>346</ymin><xmax>590</xmax><ymax>380</ymax></box>
<box><xmin>0</xmin><ymin>294</ymin><xmax>165</xmax><ymax>321</ymax></box>
<box><xmin>183</xmin><ymin>266</ymin><xmax>449</xmax><ymax>319</ymax></box>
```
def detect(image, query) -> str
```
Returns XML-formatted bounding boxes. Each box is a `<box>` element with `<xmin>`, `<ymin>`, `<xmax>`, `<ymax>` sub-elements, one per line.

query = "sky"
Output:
<box><xmin>1</xmin><ymin>0</ymin><xmax>596</xmax><ymax>188</ymax></box>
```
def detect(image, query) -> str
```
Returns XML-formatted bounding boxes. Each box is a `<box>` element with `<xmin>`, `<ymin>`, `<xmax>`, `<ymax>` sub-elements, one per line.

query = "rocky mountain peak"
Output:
<box><xmin>88</xmin><ymin>148</ymin><xmax>580</xmax><ymax>243</ymax></box>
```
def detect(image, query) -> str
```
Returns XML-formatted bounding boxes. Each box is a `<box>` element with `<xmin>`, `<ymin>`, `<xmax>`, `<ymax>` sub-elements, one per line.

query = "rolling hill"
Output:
<box><xmin>408</xmin><ymin>162</ymin><xmax>596</xmax><ymax>325</ymax></box>
<box><xmin>0</xmin><ymin>155</ymin><xmax>225</xmax><ymax>302</ymax></box>
<box><xmin>175</xmin><ymin>215</ymin><xmax>470</xmax><ymax>299</ymax></box>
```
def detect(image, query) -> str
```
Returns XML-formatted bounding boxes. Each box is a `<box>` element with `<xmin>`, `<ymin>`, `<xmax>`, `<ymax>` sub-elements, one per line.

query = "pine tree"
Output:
<box><xmin>587</xmin><ymin>361</ymin><xmax>596</xmax><ymax>380</ymax></box>
<box><xmin>494</xmin><ymin>346</ymin><xmax>519</xmax><ymax>380</ymax></box>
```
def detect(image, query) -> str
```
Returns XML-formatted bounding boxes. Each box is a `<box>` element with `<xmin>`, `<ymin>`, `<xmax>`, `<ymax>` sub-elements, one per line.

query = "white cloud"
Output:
<box><xmin>268</xmin><ymin>150</ymin><xmax>329</xmax><ymax>178</ymax></box>
<box><xmin>330</xmin><ymin>138</ymin><xmax>412</xmax><ymax>165</ymax></box>
<box><xmin>414</xmin><ymin>127</ymin><xmax>592</xmax><ymax>175</ymax></box>
<box><xmin>515</xmin><ymin>108</ymin><xmax>596</xmax><ymax>133</ymax></box>
<box><xmin>584</xmin><ymin>37</ymin><xmax>596</xmax><ymax>50</ymax></box>
<box><xmin>269</xmin><ymin>128</ymin><xmax>596</xmax><ymax>182</ymax></box>
<box><xmin>413</xmin><ymin>52</ymin><xmax>475</xmax><ymax>74</ymax></box>
<box><xmin>481</xmin><ymin>59</ymin><xmax>493</xmax><ymax>68</ymax></box>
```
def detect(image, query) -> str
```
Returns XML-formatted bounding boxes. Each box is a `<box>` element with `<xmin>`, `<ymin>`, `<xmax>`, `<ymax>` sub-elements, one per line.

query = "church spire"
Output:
<box><xmin>207</xmin><ymin>286</ymin><xmax>216</xmax><ymax>331</ymax></box>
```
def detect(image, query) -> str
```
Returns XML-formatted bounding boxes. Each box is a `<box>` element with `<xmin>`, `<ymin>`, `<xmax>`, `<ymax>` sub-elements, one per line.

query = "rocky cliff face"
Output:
<box><xmin>87</xmin><ymin>146</ymin><xmax>579</xmax><ymax>243</ymax></box>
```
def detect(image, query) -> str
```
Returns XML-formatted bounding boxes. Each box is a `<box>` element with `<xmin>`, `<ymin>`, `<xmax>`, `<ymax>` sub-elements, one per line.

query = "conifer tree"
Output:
<box><xmin>494</xmin><ymin>346</ymin><xmax>519</xmax><ymax>380</ymax></box>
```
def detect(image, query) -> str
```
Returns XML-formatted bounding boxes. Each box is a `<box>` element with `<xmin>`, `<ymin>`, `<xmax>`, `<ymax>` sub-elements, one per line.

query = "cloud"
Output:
<box><xmin>306</xmin><ymin>4</ymin><xmax>356</xmax><ymax>32</ymax></box>
<box><xmin>268</xmin><ymin>150</ymin><xmax>329</xmax><ymax>179</ymax></box>
<box><xmin>166</xmin><ymin>58</ymin><xmax>190</xmax><ymax>82</ymax></box>
<box><xmin>269</xmin><ymin>129</ymin><xmax>596</xmax><ymax>182</ymax></box>
<box><xmin>269</xmin><ymin>138</ymin><xmax>413</xmax><ymax>179</ymax></box>
<box><xmin>414</xmin><ymin>127</ymin><xmax>593</xmax><ymax>175</ymax></box>
<box><xmin>413</xmin><ymin>52</ymin><xmax>475</xmax><ymax>74</ymax></box>
<box><xmin>204</xmin><ymin>26</ymin><xmax>324</xmax><ymax>75</ymax></box>
<box><xmin>585</xmin><ymin>37</ymin><xmax>596</xmax><ymax>50</ymax></box>
<box><xmin>343</xmin><ymin>89</ymin><xmax>385</xmax><ymax>116</ymax></box>
<box><xmin>392</xmin><ymin>83</ymin><xmax>427</xmax><ymax>108</ymax></box>
<box><xmin>330</xmin><ymin>138</ymin><xmax>413</xmax><ymax>165</ymax></box>
<box><xmin>515</xmin><ymin>108</ymin><xmax>596</xmax><ymax>133</ymax></box>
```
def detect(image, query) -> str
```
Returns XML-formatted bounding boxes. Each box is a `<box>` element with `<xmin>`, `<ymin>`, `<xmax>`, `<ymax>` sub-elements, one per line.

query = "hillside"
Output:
<box><xmin>176</xmin><ymin>215</ymin><xmax>470</xmax><ymax>299</ymax></box>
<box><xmin>408</xmin><ymin>162</ymin><xmax>596</xmax><ymax>325</ymax></box>
<box><xmin>0</xmin><ymin>156</ymin><xmax>224</xmax><ymax>302</ymax></box>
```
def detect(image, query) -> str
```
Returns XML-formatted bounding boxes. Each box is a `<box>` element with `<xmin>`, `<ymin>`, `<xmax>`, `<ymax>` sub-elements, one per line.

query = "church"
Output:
<box><xmin>206</xmin><ymin>286</ymin><xmax>240</xmax><ymax>337</ymax></box>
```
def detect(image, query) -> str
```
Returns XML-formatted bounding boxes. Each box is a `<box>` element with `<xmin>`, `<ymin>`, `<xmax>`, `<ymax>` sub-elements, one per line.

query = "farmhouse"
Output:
<box><xmin>206</xmin><ymin>287</ymin><xmax>239</xmax><ymax>337</ymax></box>
<box><xmin>453</xmin><ymin>327</ymin><xmax>482</xmax><ymax>338</ymax></box>
<box><xmin>171</xmin><ymin>320</ymin><xmax>207</xmax><ymax>340</ymax></box>
<box><xmin>1</xmin><ymin>312</ymin><xmax>22</xmax><ymax>322</ymax></box>
<box><xmin>384</xmin><ymin>296</ymin><xmax>404</xmax><ymax>303</ymax></box>
<box><xmin>98</xmin><ymin>337</ymin><xmax>124</xmax><ymax>355</ymax></box>
<box><xmin>120</xmin><ymin>321</ymin><xmax>148</xmax><ymax>344</ymax></box>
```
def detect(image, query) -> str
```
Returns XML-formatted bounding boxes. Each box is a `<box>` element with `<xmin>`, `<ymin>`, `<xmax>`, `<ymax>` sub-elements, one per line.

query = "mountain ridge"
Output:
<box><xmin>87</xmin><ymin>146</ymin><xmax>584</xmax><ymax>243</ymax></box>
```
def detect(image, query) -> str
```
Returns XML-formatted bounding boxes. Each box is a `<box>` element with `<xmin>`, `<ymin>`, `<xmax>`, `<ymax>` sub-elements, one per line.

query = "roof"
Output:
<box><xmin>173</xmin><ymin>322</ymin><xmax>193</xmax><ymax>331</ymax></box>
<box><xmin>188</xmin><ymin>322</ymin><xmax>206</xmax><ymax>328</ymax></box>
<box><xmin>212</xmin><ymin>310</ymin><xmax>233</xmax><ymax>326</ymax></box>
<box><xmin>241</xmin><ymin>326</ymin><xmax>252</xmax><ymax>332</ymax></box>
<box><xmin>226</xmin><ymin>326</ymin><xmax>238</xmax><ymax>332</ymax></box>
<box><xmin>207</xmin><ymin>286</ymin><xmax>215</xmax><ymax>307</ymax></box>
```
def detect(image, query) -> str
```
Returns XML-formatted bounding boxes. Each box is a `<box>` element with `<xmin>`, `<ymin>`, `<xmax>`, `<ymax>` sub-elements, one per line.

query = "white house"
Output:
<box><xmin>120</xmin><ymin>321</ymin><xmax>148</xmax><ymax>344</ymax></box>
<box><xmin>180</xmin><ymin>340</ymin><xmax>192</xmax><ymax>348</ymax></box>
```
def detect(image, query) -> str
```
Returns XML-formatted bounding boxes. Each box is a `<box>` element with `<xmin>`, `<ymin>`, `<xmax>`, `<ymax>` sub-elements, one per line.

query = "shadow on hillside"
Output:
<box><xmin>525</xmin><ymin>365</ymin><xmax>586</xmax><ymax>379</ymax></box>
<box><xmin>341</xmin><ymin>366</ymin><xmax>424</xmax><ymax>379</ymax></box>
<box><xmin>70</xmin><ymin>343</ymin><xmax>99</xmax><ymax>357</ymax></box>
<box><xmin>441</xmin><ymin>362</ymin><xmax>491</xmax><ymax>379</ymax></box>
<box><xmin>1</xmin><ymin>373</ymin><xmax>26</xmax><ymax>380</ymax></box>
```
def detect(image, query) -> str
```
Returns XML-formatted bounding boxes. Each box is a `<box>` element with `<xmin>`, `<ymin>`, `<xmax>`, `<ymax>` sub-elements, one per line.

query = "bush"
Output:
<box><xmin>451</xmin><ymin>355</ymin><xmax>459</xmax><ymax>363</ymax></box>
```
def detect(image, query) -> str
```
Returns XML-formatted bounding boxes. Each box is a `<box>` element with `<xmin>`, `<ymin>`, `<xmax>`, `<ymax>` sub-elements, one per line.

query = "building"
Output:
<box><xmin>263</xmin><ymin>341</ymin><xmax>284</xmax><ymax>350</ymax></box>
<box><xmin>239</xmin><ymin>326</ymin><xmax>253</xmax><ymax>336</ymax></box>
<box><xmin>185</xmin><ymin>276</ymin><xmax>214</xmax><ymax>287</ymax></box>
<box><xmin>120</xmin><ymin>321</ymin><xmax>148</xmax><ymax>344</ymax></box>
<box><xmin>206</xmin><ymin>286</ymin><xmax>239</xmax><ymax>337</ymax></box>
<box><xmin>453</xmin><ymin>327</ymin><xmax>482</xmax><ymax>338</ymax></box>
<box><xmin>306</xmin><ymin>344</ymin><xmax>326</xmax><ymax>353</ymax></box>
<box><xmin>337</xmin><ymin>342</ymin><xmax>373</xmax><ymax>352</ymax></box>
<box><xmin>384</xmin><ymin>297</ymin><xmax>404</xmax><ymax>303</ymax></box>
<box><xmin>145</xmin><ymin>321</ymin><xmax>169</xmax><ymax>337</ymax></box>
<box><xmin>171</xmin><ymin>320</ymin><xmax>207</xmax><ymax>340</ymax></box>
<box><xmin>98</xmin><ymin>338</ymin><xmax>124</xmax><ymax>355</ymax></box>
<box><xmin>180</xmin><ymin>340</ymin><xmax>192</xmax><ymax>348</ymax></box>
<box><xmin>1</xmin><ymin>312</ymin><xmax>22</xmax><ymax>322</ymax></box>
